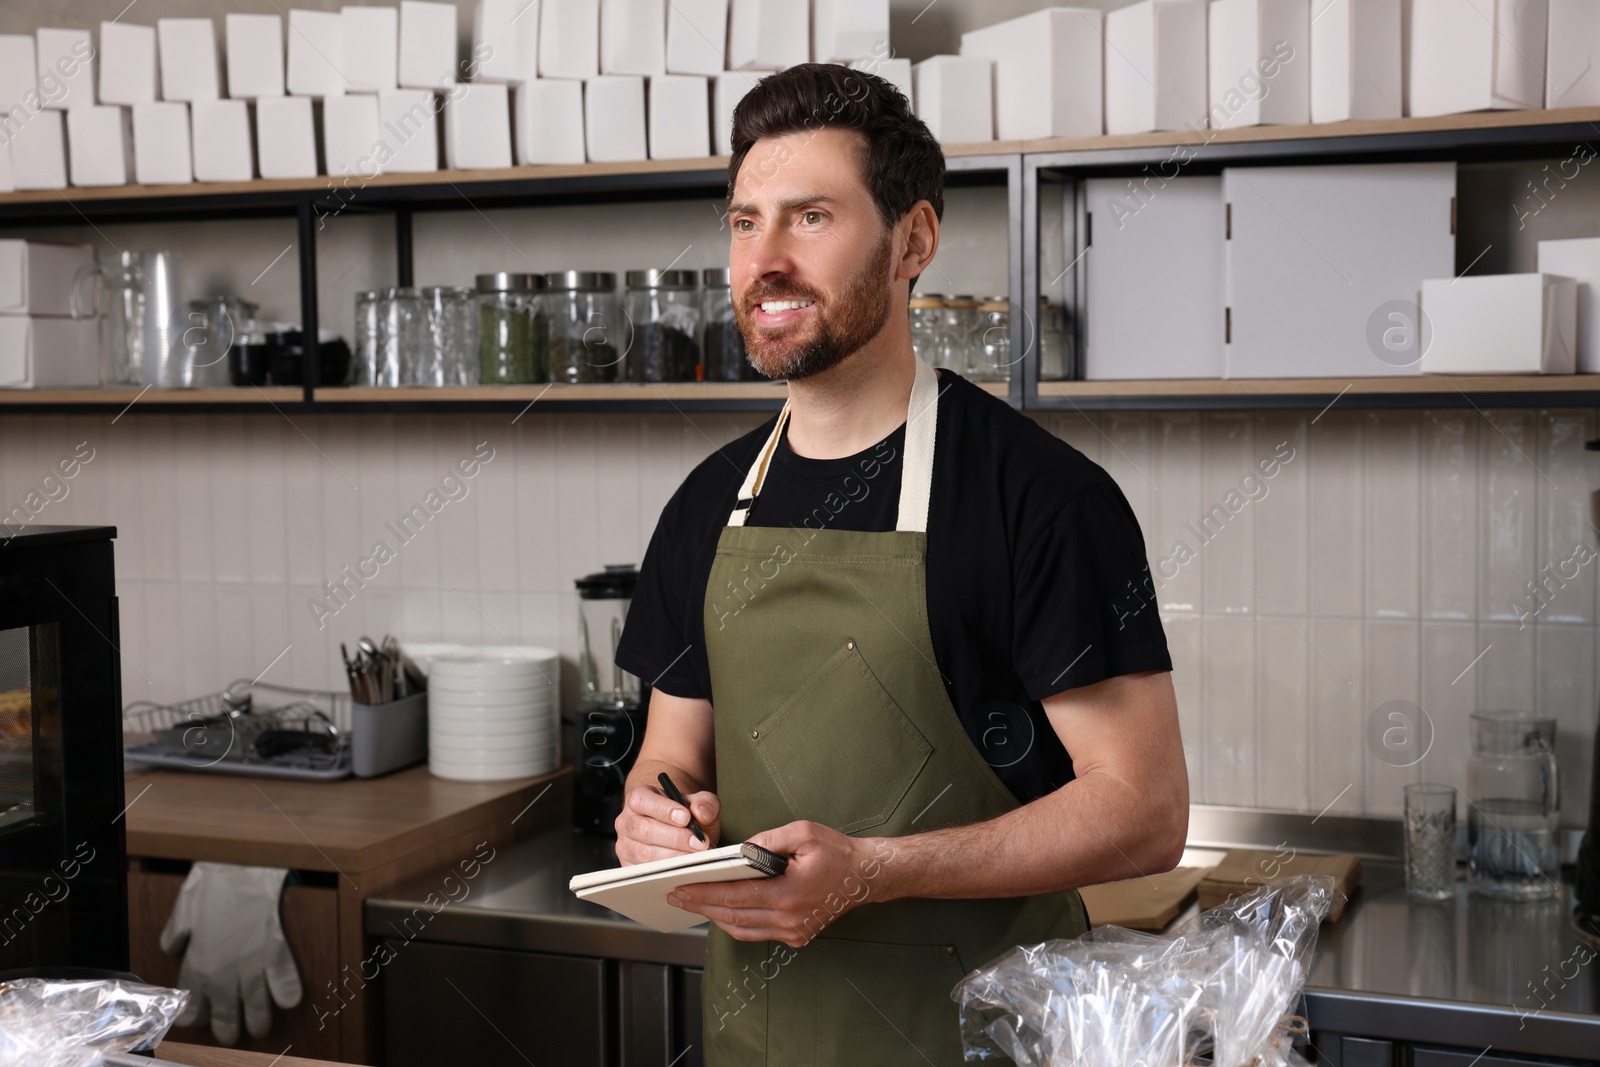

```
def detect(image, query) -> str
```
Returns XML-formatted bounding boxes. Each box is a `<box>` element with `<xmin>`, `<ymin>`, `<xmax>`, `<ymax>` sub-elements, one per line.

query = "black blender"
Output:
<box><xmin>1579</xmin><ymin>437</ymin><xmax>1600</xmax><ymax>948</ymax></box>
<box><xmin>571</xmin><ymin>565</ymin><xmax>647</xmax><ymax>835</ymax></box>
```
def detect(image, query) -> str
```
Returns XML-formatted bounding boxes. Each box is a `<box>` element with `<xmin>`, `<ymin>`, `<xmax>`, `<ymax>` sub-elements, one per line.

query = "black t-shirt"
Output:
<box><xmin>615</xmin><ymin>370</ymin><xmax>1172</xmax><ymax>804</ymax></box>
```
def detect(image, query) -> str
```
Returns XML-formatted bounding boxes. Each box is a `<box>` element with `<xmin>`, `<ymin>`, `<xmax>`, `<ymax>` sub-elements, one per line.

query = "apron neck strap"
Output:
<box><xmin>727</xmin><ymin>357</ymin><xmax>939</xmax><ymax>533</ymax></box>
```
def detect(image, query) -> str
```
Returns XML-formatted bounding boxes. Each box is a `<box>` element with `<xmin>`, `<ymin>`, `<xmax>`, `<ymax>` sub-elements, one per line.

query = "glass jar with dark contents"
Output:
<box><xmin>547</xmin><ymin>271</ymin><xmax>623</xmax><ymax>384</ymax></box>
<box><xmin>701</xmin><ymin>268</ymin><xmax>756</xmax><ymax>380</ymax></box>
<box><xmin>625</xmin><ymin>269</ymin><xmax>701</xmax><ymax>382</ymax></box>
<box><xmin>476</xmin><ymin>272</ymin><xmax>546</xmax><ymax>384</ymax></box>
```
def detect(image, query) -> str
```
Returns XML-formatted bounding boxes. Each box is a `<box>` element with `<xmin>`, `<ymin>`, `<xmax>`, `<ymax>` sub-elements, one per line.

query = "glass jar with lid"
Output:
<box><xmin>625</xmin><ymin>269</ymin><xmax>701</xmax><ymax>382</ymax></box>
<box><xmin>421</xmin><ymin>286</ymin><xmax>477</xmax><ymax>386</ymax></box>
<box><xmin>546</xmin><ymin>271</ymin><xmax>623</xmax><ymax>384</ymax></box>
<box><xmin>937</xmin><ymin>295</ymin><xmax>979</xmax><ymax>373</ymax></box>
<box><xmin>909</xmin><ymin>293</ymin><xmax>944</xmax><ymax>365</ymax></box>
<box><xmin>701</xmin><ymin>268</ymin><xmax>755</xmax><ymax>381</ymax></box>
<box><xmin>970</xmin><ymin>297</ymin><xmax>1010</xmax><ymax>381</ymax></box>
<box><xmin>1038</xmin><ymin>298</ymin><xmax>1070</xmax><ymax>381</ymax></box>
<box><xmin>476</xmin><ymin>272</ymin><xmax>546</xmax><ymax>384</ymax></box>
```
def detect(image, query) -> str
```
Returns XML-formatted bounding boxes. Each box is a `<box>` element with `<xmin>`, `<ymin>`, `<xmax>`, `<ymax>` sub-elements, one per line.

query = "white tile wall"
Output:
<box><xmin>4</xmin><ymin>404</ymin><xmax>1597</xmax><ymax>827</ymax></box>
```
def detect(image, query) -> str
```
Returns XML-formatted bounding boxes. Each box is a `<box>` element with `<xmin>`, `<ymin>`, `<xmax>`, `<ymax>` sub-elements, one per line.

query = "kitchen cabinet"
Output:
<box><xmin>1315</xmin><ymin>1035</ymin><xmax>1584</xmax><ymax>1066</ymax></box>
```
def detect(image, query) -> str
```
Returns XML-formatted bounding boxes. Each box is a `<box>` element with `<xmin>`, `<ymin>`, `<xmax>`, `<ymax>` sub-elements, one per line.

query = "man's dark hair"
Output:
<box><xmin>727</xmin><ymin>63</ymin><xmax>946</xmax><ymax>230</ymax></box>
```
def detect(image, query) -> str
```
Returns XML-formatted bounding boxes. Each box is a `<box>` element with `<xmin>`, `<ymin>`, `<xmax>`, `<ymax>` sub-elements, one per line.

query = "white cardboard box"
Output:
<box><xmin>0</xmin><ymin>36</ymin><xmax>38</xmax><ymax>116</ymax></box>
<box><xmin>132</xmin><ymin>101</ymin><xmax>193</xmax><ymax>184</ymax></box>
<box><xmin>852</xmin><ymin>56</ymin><xmax>912</xmax><ymax>103</ymax></box>
<box><xmin>1223</xmin><ymin>162</ymin><xmax>1456</xmax><ymax>378</ymax></box>
<box><xmin>713</xmin><ymin>69</ymin><xmax>770</xmax><ymax>155</ymax></box>
<box><xmin>960</xmin><ymin>8</ymin><xmax>1104</xmax><ymax>140</ymax></box>
<box><xmin>226</xmin><ymin>14</ymin><xmax>286</xmax><ymax>99</ymax></box>
<box><xmin>1409</xmin><ymin>0</ymin><xmax>1547</xmax><ymax>116</ymax></box>
<box><xmin>256</xmin><ymin>95</ymin><xmax>319</xmax><ymax>178</ymax></box>
<box><xmin>648</xmin><ymin>74</ymin><xmax>710</xmax><ymax>159</ymax></box>
<box><xmin>98</xmin><ymin>21</ymin><xmax>158</xmax><ymax>106</ymax></box>
<box><xmin>36</xmin><ymin>28</ymin><xmax>95</xmax><ymax>111</ymax></box>
<box><xmin>602</xmin><ymin>0</ymin><xmax>667</xmax><ymax>76</ymax></box>
<box><xmin>1546</xmin><ymin>0</ymin><xmax>1600</xmax><ymax>108</ymax></box>
<box><xmin>912</xmin><ymin>56</ymin><xmax>994</xmax><ymax>144</ymax></box>
<box><xmin>0</xmin><ymin>317</ymin><xmax>101</xmax><ymax>389</ymax></box>
<box><xmin>287</xmin><ymin>10</ymin><xmax>347</xmax><ymax>97</ymax></box>
<box><xmin>473</xmin><ymin>0</ymin><xmax>540</xmax><ymax>82</ymax></box>
<box><xmin>0</xmin><ymin>240</ymin><xmax>97</xmax><ymax>317</ymax></box>
<box><xmin>1207</xmin><ymin>0</ymin><xmax>1309</xmax><ymax>129</ymax></box>
<box><xmin>1085</xmin><ymin>175</ymin><xmax>1225</xmax><ymax>379</ymax></box>
<box><xmin>541</xmin><ymin>0</ymin><xmax>601</xmax><ymax>79</ymax></box>
<box><xmin>1421</xmin><ymin>273</ymin><xmax>1576</xmax><ymax>374</ymax></box>
<box><xmin>515</xmin><ymin>79</ymin><xmax>586</xmax><ymax>163</ymax></box>
<box><xmin>157</xmin><ymin>19</ymin><xmax>221</xmax><ymax>102</ymax></box>
<box><xmin>814</xmin><ymin>0</ymin><xmax>889</xmax><ymax>64</ymax></box>
<box><xmin>379</xmin><ymin>89</ymin><xmax>441</xmax><ymax>171</ymax></box>
<box><xmin>400</xmin><ymin>1</ymin><xmax>458</xmax><ymax>88</ymax></box>
<box><xmin>9</xmin><ymin>110</ymin><xmax>67</xmax><ymax>191</ymax></box>
<box><xmin>667</xmin><ymin>0</ymin><xmax>727</xmax><ymax>76</ymax></box>
<box><xmin>323</xmin><ymin>93</ymin><xmax>382</xmax><ymax>177</ymax></box>
<box><xmin>729</xmin><ymin>0</ymin><xmax>809</xmax><ymax>71</ymax></box>
<box><xmin>1104</xmin><ymin>0</ymin><xmax>1208</xmax><ymax>135</ymax></box>
<box><xmin>192</xmin><ymin>99</ymin><xmax>254</xmax><ymax>181</ymax></box>
<box><xmin>1312</xmin><ymin>0</ymin><xmax>1401</xmax><ymax>122</ymax></box>
<box><xmin>344</xmin><ymin>6</ymin><xmax>400</xmax><ymax>92</ymax></box>
<box><xmin>444</xmin><ymin>82</ymin><xmax>512</xmax><ymax>168</ymax></box>
<box><xmin>0</xmin><ymin>142</ymin><xmax>13</xmax><ymax>194</ymax></box>
<box><xmin>1536</xmin><ymin>237</ymin><xmax>1600</xmax><ymax>372</ymax></box>
<box><xmin>66</xmin><ymin>105</ymin><xmax>132</xmax><ymax>187</ymax></box>
<box><xmin>584</xmin><ymin>75</ymin><xmax>647</xmax><ymax>161</ymax></box>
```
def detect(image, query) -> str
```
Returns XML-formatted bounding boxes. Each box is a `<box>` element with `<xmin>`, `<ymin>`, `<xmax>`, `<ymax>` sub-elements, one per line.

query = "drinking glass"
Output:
<box><xmin>1468</xmin><ymin>710</ymin><xmax>1561</xmax><ymax>900</ymax></box>
<box><xmin>379</xmin><ymin>287</ymin><xmax>426</xmax><ymax>387</ymax></box>
<box><xmin>1404</xmin><ymin>783</ymin><xmax>1457</xmax><ymax>900</ymax></box>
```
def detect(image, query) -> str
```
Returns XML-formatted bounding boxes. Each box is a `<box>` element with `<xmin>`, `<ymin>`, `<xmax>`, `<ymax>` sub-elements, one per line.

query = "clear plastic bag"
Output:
<box><xmin>953</xmin><ymin>874</ymin><xmax>1341</xmax><ymax>1067</ymax></box>
<box><xmin>0</xmin><ymin>977</ymin><xmax>189</xmax><ymax>1067</ymax></box>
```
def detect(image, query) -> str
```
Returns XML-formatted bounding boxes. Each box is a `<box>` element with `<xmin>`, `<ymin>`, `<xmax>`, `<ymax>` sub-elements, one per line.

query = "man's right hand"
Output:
<box><xmin>615</xmin><ymin>782</ymin><xmax>723</xmax><ymax>865</ymax></box>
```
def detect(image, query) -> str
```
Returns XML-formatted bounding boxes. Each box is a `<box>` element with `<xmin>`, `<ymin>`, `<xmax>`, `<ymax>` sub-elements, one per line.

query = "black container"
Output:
<box><xmin>228</xmin><ymin>342</ymin><xmax>271</xmax><ymax>387</ymax></box>
<box><xmin>262</xmin><ymin>331</ymin><xmax>352</xmax><ymax>386</ymax></box>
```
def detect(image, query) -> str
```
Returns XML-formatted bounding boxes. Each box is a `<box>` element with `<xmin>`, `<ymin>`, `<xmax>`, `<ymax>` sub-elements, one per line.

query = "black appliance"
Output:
<box><xmin>0</xmin><ymin>526</ymin><xmax>128</xmax><ymax>973</ymax></box>
<box><xmin>1580</xmin><ymin>437</ymin><xmax>1600</xmax><ymax>947</ymax></box>
<box><xmin>571</xmin><ymin>566</ymin><xmax>647</xmax><ymax>836</ymax></box>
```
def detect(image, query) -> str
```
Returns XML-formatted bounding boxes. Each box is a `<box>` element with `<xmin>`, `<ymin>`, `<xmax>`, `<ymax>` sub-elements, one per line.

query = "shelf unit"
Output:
<box><xmin>4</xmin><ymin>110</ymin><xmax>1600</xmax><ymax>414</ymax></box>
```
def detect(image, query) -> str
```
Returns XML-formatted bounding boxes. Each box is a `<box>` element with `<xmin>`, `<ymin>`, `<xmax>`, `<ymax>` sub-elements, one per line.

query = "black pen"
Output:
<box><xmin>658</xmin><ymin>772</ymin><xmax>705</xmax><ymax>842</ymax></box>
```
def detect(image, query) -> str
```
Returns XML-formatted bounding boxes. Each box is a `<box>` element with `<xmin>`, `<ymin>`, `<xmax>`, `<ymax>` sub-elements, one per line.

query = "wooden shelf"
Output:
<box><xmin>0</xmin><ymin>386</ymin><xmax>303</xmax><ymax>407</ymax></box>
<box><xmin>1034</xmin><ymin>374</ymin><xmax>1600</xmax><ymax>410</ymax></box>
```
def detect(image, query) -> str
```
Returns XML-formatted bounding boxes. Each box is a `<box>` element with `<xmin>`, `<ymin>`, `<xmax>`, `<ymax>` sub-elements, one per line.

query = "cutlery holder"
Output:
<box><xmin>351</xmin><ymin>691</ymin><xmax>428</xmax><ymax>778</ymax></box>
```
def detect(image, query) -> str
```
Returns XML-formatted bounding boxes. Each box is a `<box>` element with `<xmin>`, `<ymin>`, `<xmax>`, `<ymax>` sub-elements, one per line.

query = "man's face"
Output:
<box><xmin>727</xmin><ymin>128</ymin><xmax>897</xmax><ymax>381</ymax></box>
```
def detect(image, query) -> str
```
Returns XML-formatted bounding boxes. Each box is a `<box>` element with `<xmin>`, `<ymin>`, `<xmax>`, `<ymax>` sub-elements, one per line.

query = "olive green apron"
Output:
<box><xmin>699</xmin><ymin>356</ymin><xmax>1090</xmax><ymax>1066</ymax></box>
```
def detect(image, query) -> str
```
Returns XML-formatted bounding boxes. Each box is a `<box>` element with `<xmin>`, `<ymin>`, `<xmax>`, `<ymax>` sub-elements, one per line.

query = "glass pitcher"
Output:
<box><xmin>1467</xmin><ymin>709</ymin><xmax>1561</xmax><ymax>900</ymax></box>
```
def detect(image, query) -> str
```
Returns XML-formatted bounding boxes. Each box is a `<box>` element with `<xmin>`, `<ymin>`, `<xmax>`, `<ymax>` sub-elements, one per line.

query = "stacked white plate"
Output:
<box><xmin>423</xmin><ymin>646</ymin><xmax>560</xmax><ymax>782</ymax></box>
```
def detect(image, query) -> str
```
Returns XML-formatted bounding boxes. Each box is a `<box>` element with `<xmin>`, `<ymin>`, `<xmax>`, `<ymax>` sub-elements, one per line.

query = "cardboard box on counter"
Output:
<box><xmin>852</xmin><ymin>56</ymin><xmax>912</xmax><ymax>104</ymax></box>
<box><xmin>444</xmin><ymin>82</ymin><xmax>512</xmax><ymax>169</ymax></box>
<box><xmin>1409</xmin><ymin>0</ymin><xmax>1547</xmax><ymax>116</ymax></box>
<box><xmin>256</xmin><ymin>95</ymin><xmax>319</xmax><ymax>179</ymax></box>
<box><xmin>157</xmin><ymin>18</ymin><xmax>221</xmax><ymax>102</ymax></box>
<box><xmin>585</xmin><ymin>75</ymin><xmax>646</xmax><ymax>162</ymax></box>
<box><xmin>667</xmin><ymin>0</ymin><xmax>727</xmax><ymax>76</ymax></box>
<box><xmin>36</xmin><ymin>28</ymin><xmax>95</xmax><ymax>111</ymax></box>
<box><xmin>1197</xmin><ymin>850</ymin><xmax>1362</xmax><ymax>922</ymax></box>
<box><xmin>399</xmin><ymin>1</ymin><xmax>458</xmax><ymax>88</ymax></box>
<box><xmin>98</xmin><ymin>21</ymin><xmax>159</xmax><ymax>106</ymax></box>
<box><xmin>226</xmin><ymin>14</ymin><xmax>286</xmax><ymax>99</ymax></box>
<box><xmin>132</xmin><ymin>101</ymin><xmax>193</xmax><ymax>184</ymax></box>
<box><xmin>1080</xmin><ymin>866</ymin><xmax>1213</xmax><ymax>930</ymax></box>
<box><xmin>378</xmin><ymin>89</ymin><xmax>441</xmax><ymax>172</ymax></box>
<box><xmin>192</xmin><ymin>99</ymin><xmax>254</xmax><ymax>182</ymax></box>
<box><xmin>1546</xmin><ymin>0</ymin><xmax>1600</xmax><ymax>107</ymax></box>
<box><xmin>66</xmin><ymin>105</ymin><xmax>133</xmax><ymax>187</ymax></box>
<box><xmin>960</xmin><ymin>8</ymin><xmax>1104</xmax><ymax>140</ymax></box>
<box><xmin>344</xmin><ymin>5</ymin><xmax>400</xmax><ymax>92</ymax></box>
<box><xmin>1208</xmin><ymin>0</ymin><xmax>1309</xmax><ymax>128</ymax></box>
<box><xmin>1311</xmin><ymin>0</ymin><xmax>1401</xmax><ymax>122</ymax></box>
<box><xmin>514</xmin><ymin>79</ymin><xmax>586</xmax><ymax>164</ymax></box>
<box><xmin>713</xmin><ymin>69</ymin><xmax>770</xmax><ymax>155</ymax></box>
<box><xmin>1537</xmin><ymin>236</ymin><xmax>1600</xmax><ymax>372</ymax></box>
<box><xmin>1420</xmin><ymin>273</ymin><xmax>1577</xmax><ymax>375</ymax></box>
<box><xmin>324</xmin><ymin>93</ymin><xmax>382</xmax><ymax>177</ymax></box>
<box><xmin>541</xmin><ymin>0</ymin><xmax>600</xmax><ymax>79</ymax></box>
<box><xmin>814</xmin><ymin>0</ymin><xmax>888</xmax><ymax>64</ymax></box>
<box><xmin>0</xmin><ymin>316</ymin><xmax>100</xmax><ymax>390</ymax></box>
<box><xmin>729</xmin><ymin>0</ymin><xmax>809</xmax><ymax>71</ymax></box>
<box><xmin>9</xmin><ymin>110</ymin><xmax>68</xmax><ymax>191</ymax></box>
<box><xmin>287</xmin><ymin>9</ymin><xmax>347</xmax><ymax>98</ymax></box>
<box><xmin>912</xmin><ymin>55</ymin><xmax>994</xmax><ymax>145</ymax></box>
<box><xmin>602</xmin><ymin>0</ymin><xmax>666</xmax><ymax>76</ymax></box>
<box><xmin>473</xmin><ymin>0</ymin><xmax>539</xmax><ymax>82</ymax></box>
<box><xmin>1104</xmin><ymin>0</ymin><xmax>1208</xmax><ymax>135</ymax></box>
<box><xmin>0</xmin><ymin>240</ymin><xmax>98</xmax><ymax>317</ymax></box>
<box><xmin>648</xmin><ymin>74</ymin><xmax>709</xmax><ymax>160</ymax></box>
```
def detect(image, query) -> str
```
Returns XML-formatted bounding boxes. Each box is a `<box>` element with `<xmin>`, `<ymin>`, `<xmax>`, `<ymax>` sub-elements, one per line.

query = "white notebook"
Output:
<box><xmin>569</xmin><ymin>843</ymin><xmax>789</xmax><ymax>932</ymax></box>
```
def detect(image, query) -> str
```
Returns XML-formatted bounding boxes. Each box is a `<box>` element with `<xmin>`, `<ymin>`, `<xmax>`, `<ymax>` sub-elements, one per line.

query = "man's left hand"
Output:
<box><xmin>666</xmin><ymin>821</ymin><xmax>892</xmax><ymax>948</ymax></box>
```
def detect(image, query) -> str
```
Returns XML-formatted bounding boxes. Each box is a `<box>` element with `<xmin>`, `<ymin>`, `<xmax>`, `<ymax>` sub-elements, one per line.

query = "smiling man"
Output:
<box><xmin>613</xmin><ymin>63</ymin><xmax>1188</xmax><ymax>1066</ymax></box>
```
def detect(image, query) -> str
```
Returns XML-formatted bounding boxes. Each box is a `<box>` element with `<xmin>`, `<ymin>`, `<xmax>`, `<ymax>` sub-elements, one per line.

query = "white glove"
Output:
<box><xmin>158</xmin><ymin>862</ymin><xmax>304</xmax><ymax>1046</ymax></box>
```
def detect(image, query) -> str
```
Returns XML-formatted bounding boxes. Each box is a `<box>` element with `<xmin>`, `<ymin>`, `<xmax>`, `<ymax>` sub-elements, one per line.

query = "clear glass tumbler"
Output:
<box><xmin>1404</xmin><ymin>783</ymin><xmax>1457</xmax><ymax>901</ymax></box>
<box><xmin>421</xmin><ymin>286</ymin><xmax>477</xmax><ymax>387</ymax></box>
<box><xmin>378</xmin><ymin>287</ymin><xmax>425</xmax><ymax>387</ymax></box>
<box><xmin>353</xmin><ymin>290</ymin><xmax>382</xmax><ymax>386</ymax></box>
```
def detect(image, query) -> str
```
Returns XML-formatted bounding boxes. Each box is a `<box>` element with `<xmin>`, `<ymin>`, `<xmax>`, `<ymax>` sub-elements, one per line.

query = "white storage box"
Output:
<box><xmin>157</xmin><ymin>19</ymin><xmax>221</xmax><ymax>102</ymax></box>
<box><xmin>1104</xmin><ymin>0</ymin><xmax>1208</xmax><ymax>135</ymax></box>
<box><xmin>36</xmin><ymin>28</ymin><xmax>95</xmax><ymax>111</ymax></box>
<box><xmin>814</xmin><ymin>0</ymin><xmax>889</xmax><ymax>64</ymax></box>
<box><xmin>648</xmin><ymin>74</ymin><xmax>710</xmax><ymax>159</ymax></box>
<box><xmin>255</xmin><ymin>96</ymin><xmax>319</xmax><ymax>179</ymax></box>
<box><xmin>584</xmin><ymin>75</ymin><xmax>647</xmax><ymax>161</ymax></box>
<box><xmin>1207</xmin><ymin>0</ymin><xmax>1309</xmax><ymax>128</ymax></box>
<box><xmin>444</xmin><ymin>82</ymin><xmax>512</xmax><ymax>168</ymax></box>
<box><xmin>1421</xmin><ymin>274</ymin><xmax>1576</xmax><ymax>374</ymax></box>
<box><xmin>541</xmin><ymin>0</ymin><xmax>601</xmax><ymax>79</ymax></box>
<box><xmin>9</xmin><ymin>111</ymin><xmax>67</xmax><ymax>191</ymax></box>
<box><xmin>602</xmin><ymin>0</ymin><xmax>667</xmax><ymax>76</ymax></box>
<box><xmin>400</xmin><ymin>1</ymin><xmax>458</xmax><ymax>88</ymax></box>
<box><xmin>853</xmin><ymin>56</ymin><xmax>912</xmax><ymax>103</ymax></box>
<box><xmin>192</xmin><ymin>99</ymin><xmax>254</xmax><ymax>182</ymax></box>
<box><xmin>514</xmin><ymin>79</ymin><xmax>586</xmax><ymax>163</ymax></box>
<box><xmin>1223</xmin><ymin>162</ymin><xmax>1456</xmax><ymax>378</ymax></box>
<box><xmin>98</xmin><ymin>21</ymin><xmax>158</xmax><ymax>106</ymax></box>
<box><xmin>66</xmin><ymin>106</ymin><xmax>132</xmax><ymax>187</ymax></box>
<box><xmin>1536</xmin><ymin>237</ymin><xmax>1600</xmax><ymax>372</ymax></box>
<box><xmin>667</xmin><ymin>0</ymin><xmax>727</xmax><ymax>76</ymax></box>
<box><xmin>1546</xmin><ymin>0</ymin><xmax>1600</xmax><ymax>108</ymax></box>
<box><xmin>0</xmin><ymin>240</ymin><xmax>97</xmax><ymax>317</ymax></box>
<box><xmin>287</xmin><ymin>10</ymin><xmax>347</xmax><ymax>97</ymax></box>
<box><xmin>0</xmin><ymin>317</ymin><xmax>100</xmax><ymax>389</ymax></box>
<box><xmin>1085</xmin><ymin>175</ymin><xmax>1225</xmax><ymax>379</ymax></box>
<box><xmin>324</xmin><ymin>93</ymin><xmax>382</xmax><ymax>177</ymax></box>
<box><xmin>132</xmin><ymin>102</ymin><xmax>193</xmax><ymax>184</ymax></box>
<box><xmin>1409</xmin><ymin>0</ymin><xmax>1547</xmax><ymax>116</ymax></box>
<box><xmin>1311</xmin><ymin>0</ymin><xmax>1401</xmax><ymax>122</ymax></box>
<box><xmin>729</xmin><ymin>0</ymin><xmax>809</xmax><ymax>71</ymax></box>
<box><xmin>473</xmin><ymin>0</ymin><xmax>539</xmax><ymax>82</ymax></box>
<box><xmin>379</xmin><ymin>89</ymin><xmax>441</xmax><ymax>171</ymax></box>
<box><xmin>344</xmin><ymin>5</ymin><xmax>400</xmax><ymax>92</ymax></box>
<box><xmin>912</xmin><ymin>56</ymin><xmax>994</xmax><ymax>144</ymax></box>
<box><xmin>226</xmin><ymin>14</ymin><xmax>286</xmax><ymax>99</ymax></box>
<box><xmin>960</xmin><ymin>8</ymin><xmax>1104</xmax><ymax>140</ymax></box>
<box><xmin>714</xmin><ymin>69</ymin><xmax>770</xmax><ymax>155</ymax></box>
<box><xmin>0</xmin><ymin>143</ymin><xmax>13</xmax><ymax>194</ymax></box>
<box><xmin>0</xmin><ymin>36</ymin><xmax>38</xmax><ymax>115</ymax></box>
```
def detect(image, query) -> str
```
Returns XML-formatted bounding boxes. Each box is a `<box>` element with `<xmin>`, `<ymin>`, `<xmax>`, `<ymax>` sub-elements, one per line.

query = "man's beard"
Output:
<box><xmin>735</xmin><ymin>233</ymin><xmax>895</xmax><ymax>381</ymax></box>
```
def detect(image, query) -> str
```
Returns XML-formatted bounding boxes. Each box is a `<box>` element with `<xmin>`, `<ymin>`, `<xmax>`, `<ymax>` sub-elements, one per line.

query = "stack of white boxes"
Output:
<box><xmin>0</xmin><ymin>239</ymin><xmax>101</xmax><ymax>388</ymax></box>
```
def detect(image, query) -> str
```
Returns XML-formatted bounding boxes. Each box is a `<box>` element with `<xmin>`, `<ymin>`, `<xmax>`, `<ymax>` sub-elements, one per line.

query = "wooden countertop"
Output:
<box><xmin>154</xmin><ymin>1041</ymin><xmax>344</xmax><ymax>1066</ymax></box>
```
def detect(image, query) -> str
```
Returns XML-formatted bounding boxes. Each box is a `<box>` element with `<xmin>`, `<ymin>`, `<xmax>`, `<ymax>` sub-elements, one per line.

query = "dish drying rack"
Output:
<box><xmin>123</xmin><ymin>681</ymin><xmax>355</xmax><ymax>781</ymax></box>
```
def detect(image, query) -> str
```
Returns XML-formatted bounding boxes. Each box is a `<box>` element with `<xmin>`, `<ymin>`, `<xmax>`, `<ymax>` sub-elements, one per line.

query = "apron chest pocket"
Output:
<box><xmin>751</xmin><ymin>640</ymin><xmax>932</xmax><ymax>834</ymax></box>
